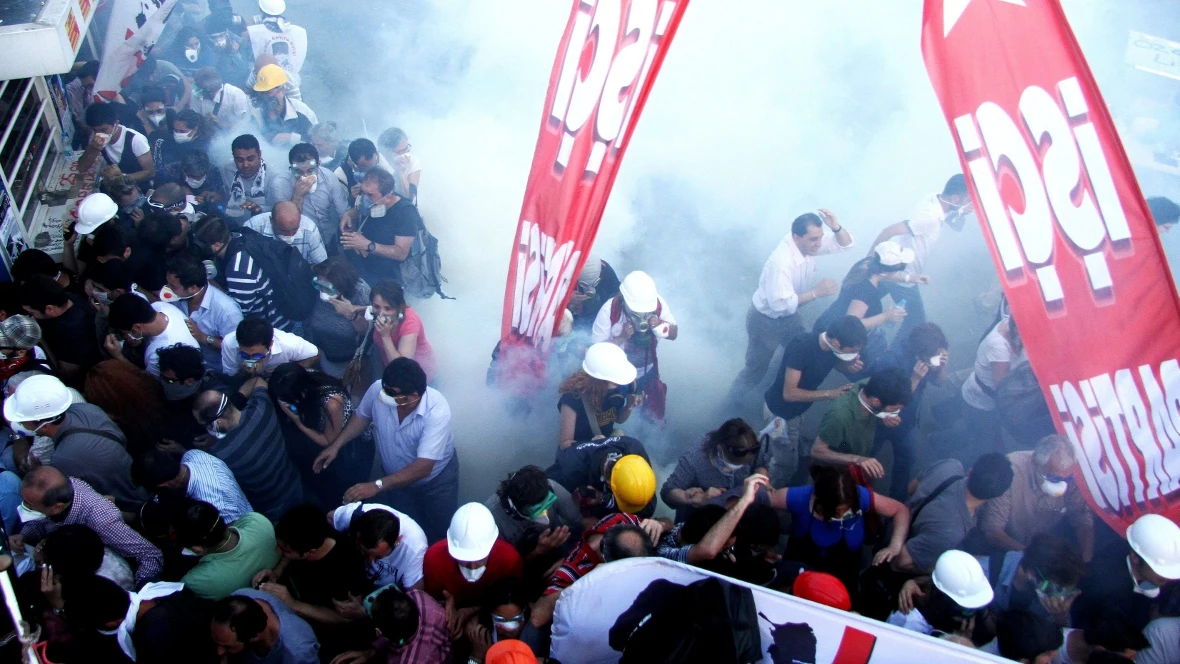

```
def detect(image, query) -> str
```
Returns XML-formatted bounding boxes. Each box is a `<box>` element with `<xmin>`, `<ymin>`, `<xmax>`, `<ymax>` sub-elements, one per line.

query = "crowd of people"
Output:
<box><xmin>5</xmin><ymin>0</ymin><xmax>1180</xmax><ymax>663</ymax></box>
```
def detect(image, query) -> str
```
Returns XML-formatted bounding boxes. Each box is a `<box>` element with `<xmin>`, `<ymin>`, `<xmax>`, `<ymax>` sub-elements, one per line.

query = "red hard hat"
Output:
<box><xmin>792</xmin><ymin>571</ymin><xmax>852</xmax><ymax>611</ymax></box>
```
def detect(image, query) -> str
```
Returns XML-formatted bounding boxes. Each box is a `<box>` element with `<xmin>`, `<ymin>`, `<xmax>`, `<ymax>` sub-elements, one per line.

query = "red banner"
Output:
<box><xmin>497</xmin><ymin>0</ymin><xmax>689</xmax><ymax>395</ymax></box>
<box><xmin>922</xmin><ymin>0</ymin><xmax>1180</xmax><ymax>532</ymax></box>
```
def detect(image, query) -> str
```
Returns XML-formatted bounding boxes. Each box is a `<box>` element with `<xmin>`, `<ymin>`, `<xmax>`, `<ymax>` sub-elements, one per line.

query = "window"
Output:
<box><xmin>0</xmin><ymin>77</ymin><xmax>61</xmax><ymax>233</ymax></box>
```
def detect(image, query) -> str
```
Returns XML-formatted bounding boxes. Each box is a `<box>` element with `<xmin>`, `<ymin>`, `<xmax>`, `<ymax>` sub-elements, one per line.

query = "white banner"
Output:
<box><xmin>551</xmin><ymin>558</ymin><xmax>1008</xmax><ymax>664</ymax></box>
<box><xmin>94</xmin><ymin>0</ymin><xmax>180</xmax><ymax>102</ymax></box>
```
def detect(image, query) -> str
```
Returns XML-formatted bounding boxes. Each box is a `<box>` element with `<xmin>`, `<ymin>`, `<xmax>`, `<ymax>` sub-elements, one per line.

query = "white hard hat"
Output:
<box><xmin>447</xmin><ymin>503</ymin><xmax>499</xmax><ymax>562</ymax></box>
<box><xmin>258</xmin><ymin>0</ymin><xmax>286</xmax><ymax>16</ymax></box>
<box><xmin>1127</xmin><ymin>514</ymin><xmax>1180</xmax><ymax>580</ymax></box>
<box><xmin>618</xmin><ymin>271</ymin><xmax>658</xmax><ymax>312</ymax></box>
<box><xmin>582</xmin><ymin>342</ymin><xmax>637</xmax><ymax>386</ymax></box>
<box><xmin>3</xmin><ymin>374</ymin><xmax>72</xmax><ymax>423</ymax></box>
<box><xmin>873</xmin><ymin>240</ymin><xmax>915</xmax><ymax>267</ymax></box>
<box><xmin>75</xmin><ymin>193</ymin><xmax>118</xmax><ymax>235</ymax></box>
<box><xmin>931</xmin><ymin>550</ymin><xmax>994</xmax><ymax>609</ymax></box>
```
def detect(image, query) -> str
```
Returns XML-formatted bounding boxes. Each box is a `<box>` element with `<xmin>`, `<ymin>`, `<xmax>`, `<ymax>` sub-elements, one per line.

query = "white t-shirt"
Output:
<box><xmin>331</xmin><ymin>502</ymin><xmax>427</xmax><ymax>588</ymax></box>
<box><xmin>333</xmin><ymin>153</ymin><xmax>393</xmax><ymax>187</ymax></box>
<box><xmin>894</xmin><ymin>194</ymin><xmax>945</xmax><ymax>285</ymax></box>
<box><xmin>220</xmin><ymin>327</ymin><xmax>319</xmax><ymax>376</ymax></box>
<box><xmin>961</xmin><ymin>320</ymin><xmax>1016</xmax><ymax>411</ymax></box>
<box><xmin>145</xmin><ymin>302</ymin><xmax>200</xmax><ymax>377</ymax></box>
<box><xmin>102</xmin><ymin>127</ymin><xmax>151</xmax><ymax>166</ymax></box>
<box><xmin>189</xmin><ymin>83</ymin><xmax>252</xmax><ymax>128</ymax></box>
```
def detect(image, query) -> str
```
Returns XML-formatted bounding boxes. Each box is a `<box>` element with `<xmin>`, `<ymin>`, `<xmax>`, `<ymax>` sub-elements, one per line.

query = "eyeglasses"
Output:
<box><xmin>382</xmin><ymin>387</ymin><xmax>415</xmax><ymax>406</ymax></box>
<box><xmin>725</xmin><ymin>445</ymin><xmax>758</xmax><ymax>459</ymax></box>
<box><xmin>394</xmin><ymin>144</ymin><xmax>411</xmax><ymax>155</ymax></box>
<box><xmin>491</xmin><ymin>612</ymin><xmax>525</xmax><ymax>625</ymax></box>
<box><xmin>239</xmin><ymin>351</ymin><xmax>270</xmax><ymax>361</ymax></box>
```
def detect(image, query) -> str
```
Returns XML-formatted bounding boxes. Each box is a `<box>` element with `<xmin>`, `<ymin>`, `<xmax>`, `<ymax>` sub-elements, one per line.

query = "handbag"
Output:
<box><xmin>342</xmin><ymin>320</ymin><xmax>376</xmax><ymax>398</ymax></box>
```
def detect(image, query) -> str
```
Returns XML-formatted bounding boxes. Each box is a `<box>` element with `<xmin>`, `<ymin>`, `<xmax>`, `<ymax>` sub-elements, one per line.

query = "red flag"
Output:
<box><xmin>922</xmin><ymin>0</ymin><xmax>1180</xmax><ymax>532</ymax></box>
<box><xmin>496</xmin><ymin>0</ymin><xmax>690</xmax><ymax>397</ymax></box>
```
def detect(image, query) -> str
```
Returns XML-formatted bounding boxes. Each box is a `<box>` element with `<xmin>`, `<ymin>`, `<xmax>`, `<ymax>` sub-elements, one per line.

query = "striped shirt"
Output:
<box><xmin>223</xmin><ymin>239</ymin><xmax>292</xmax><ymax>331</ymax></box>
<box><xmin>20</xmin><ymin>478</ymin><xmax>163</xmax><ymax>586</ymax></box>
<box><xmin>205</xmin><ymin>387</ymin><xmax>304</xmax><ymax>521</ymax></box>
<box><xmin>546</xmin><ymin>513</ymin><xmax>641</xmax><ymax>595</ymax></box>
<box><xmin>181</xmin><ymin>449</ymin><xmax>252</xmax><ymax>524</ymax></box>
<box><xmin>244</xmin><ymin>212</ymin><xmax>328</xmax><ymax>265</ymax></box>
<box><xmin>381</xmin><ymin>589</ymin><xmax>450</xmax><ymax>664</ymax></box>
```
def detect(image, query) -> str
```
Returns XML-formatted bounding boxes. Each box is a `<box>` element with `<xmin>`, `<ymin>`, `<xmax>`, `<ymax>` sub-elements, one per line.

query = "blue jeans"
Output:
<box><xmin>874</xmin><ymin>426</ymin><xmax>919</xmax><ymax>501</ymax></box>
<box><xmin>377</xmin><ymin>454</ymin><xmax>459</xmax><ymax>544</ymax></box>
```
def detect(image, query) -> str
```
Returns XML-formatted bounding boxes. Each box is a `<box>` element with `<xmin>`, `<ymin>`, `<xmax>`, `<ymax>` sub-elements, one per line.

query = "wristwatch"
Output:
<box><xmin>367</xmin><ymin>240</ymin><xmax>377</xmax><ymax>253</ymax></box>
<box><xmin>374</xmin><ymin>478</ymin><xmax>384</xmax><ymax>491</ymax></box>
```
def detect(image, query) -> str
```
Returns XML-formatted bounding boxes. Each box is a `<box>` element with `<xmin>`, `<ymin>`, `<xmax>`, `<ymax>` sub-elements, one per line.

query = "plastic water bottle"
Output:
<box><xmin>894</xmin><ymin>299</ymin><xmax>907</xmax><ymax>311</ymax></box>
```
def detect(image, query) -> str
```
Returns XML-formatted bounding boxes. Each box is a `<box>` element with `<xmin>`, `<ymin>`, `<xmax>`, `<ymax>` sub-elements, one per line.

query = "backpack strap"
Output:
<box><xmin>581</xmin><ymin>395</ymin><xmax>604</xmax><ymax>438</ymax></box>
<box><xmin>909</xmin><ymin>475</ymin><xmax>964</xmax><ymax>523</ymax></box>
<box><xmin>57</xmin><ymin>427</ymin><xmax>126</xmax><ymax>447</ymax></box>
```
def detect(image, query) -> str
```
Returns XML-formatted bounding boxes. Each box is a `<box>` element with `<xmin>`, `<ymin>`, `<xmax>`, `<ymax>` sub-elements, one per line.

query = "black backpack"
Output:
<box><xmin>229</xmin><ymin>227</ymin><xmax>318</xmax><ymax>322</ymax></box>
<box><xmin>611</xmin><ymin>577</ymin><xmax>762</xmax><ymax>664</ymax></box>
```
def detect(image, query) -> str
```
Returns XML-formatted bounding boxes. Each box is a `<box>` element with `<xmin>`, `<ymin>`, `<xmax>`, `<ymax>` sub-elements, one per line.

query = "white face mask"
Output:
<box><xmin>207</xmin><ymin>422</ymin><xmax>227</xmax><ymax>439</ymax></box>
<box><xmin>278</xmin><ymin>234</ymin><xmax>297</xmax><ymax>245</ymax></box>
<box><xmin>185</xmin><ymin>48</ymin><xmax>200</xmax><ymax>63</ymax></box>
<box><xmin>858</xmin><ymin>392</ymin><xmax>895</xmax><ymax>420</ymax></box>
<box><xmin>531</xmin><ymin>512</ymin><xmax>550</xmax><ymax>527</ymax></box>
<box><xmin>834</xmin><ymin>349</ymin><xmax>859</xmax><ymax>362</ymax></box>
<box><xmin>185</xmin><ymin>175</ymin><xmax>206</xmax><ymax>189</ymax></box>
<box><xmin>928</xmin><ymin>355</ymin><xmax>943</xmax><ymax>367</ymax></box>
<box><xmin>459</xmin><ymin>565</ymin><xmax>487</xmax><ymax>583</ymax></box>
<box><xmin>93</xmin><ymin>132</ymin><xmax>112</xmax><ymax>148</ymax></box>
<box><xmin>363</xmin><ymin>306</ymin><xmax>375</xmax><ymax>322</ymax></box>
<box><xmin>319</xmin><ymin>291</ymin><xmax>334</xmax><ymax>302</ymax></box>
<box><xmin>147</xmin><ymin>111</ymin><xmax>166</xmax><ymax>125</ymax></box>
<box><xmin>378</xmin><ymin>390</ymin><xmax>399</xmax><ymax>407</ymax></box>
<box><xmin>174</xmin><ymin>130</ymin><xmax>195</xmax><ymax>144</ymax></box>
<box><xmin>1040</xmin><ymin>478</ymin><xmax>1068</xmax><ymax>498</ymax></box>
<box><xmin>17</xmin><ymin>502</ymin><xmax>47</xmax><ymax>522</ymax></box>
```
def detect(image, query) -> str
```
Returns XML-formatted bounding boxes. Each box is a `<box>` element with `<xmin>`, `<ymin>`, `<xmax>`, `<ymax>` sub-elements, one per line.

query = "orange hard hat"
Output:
<box><xmin>486</xmin><ymin>639</ymin><xmax>538</xmax><ymax>664</ymax></box>
<box><xmin>792</xmin><ymin>570</ymin><xmax>851</xmax><ymax>611</ymax></box>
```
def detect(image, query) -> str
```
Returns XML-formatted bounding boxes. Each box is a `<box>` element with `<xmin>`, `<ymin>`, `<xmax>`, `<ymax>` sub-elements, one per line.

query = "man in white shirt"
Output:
<box><xmin>329</xmin><ymin>501</ymin><xmax>428</xmax><ymax>589</ymax></box>
<box><xmin>731</xmin><ymin>210</ymin><xmax>853</xmax><ymax>401</ymax></box>
<box><xmin>866</xmin><ymin>174</ymin><xmax>973</xmax><ymax>343</ymax></box>
<box><xmin>164</xmin><ymin>256</ymin><xmax>244</xmax><ymax>371</ymax></box>
<box><xmin>220</xmin><ymin>317</ymin><xmax>320</xmax><ymax>377</ymax></box>
<box><xmin>106</xmin><ymin>295</ymin><xmax>199</xmax><ymax>377</ymax></box>
<box><xmin>244</xmin><ymin>201</ymin><xmax>327</xmax><ymax>265</ymax></box>
<box><xmin>191</xmin><ymin>68</ymin><xmax>251</xmax><ymax>132</ymax></box>
<box><xmin>313</xmin><ymin>358</ymin><xmax>458</xmax><ymax>543</ymax></box>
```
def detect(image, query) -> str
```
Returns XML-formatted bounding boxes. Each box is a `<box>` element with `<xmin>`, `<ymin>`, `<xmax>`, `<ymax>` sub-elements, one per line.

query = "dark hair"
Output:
<box><xmin>193</xmin><ymin>67</ymin><xmax>222</xmax><ymax>91</ymax></box>
<box><xmin>288</xmin><ymin>142</ymin><xmax>318</xmax><ymax>164</ymax></box>
<box><xmin>809</xmin><ymin>466</ymin><xmax>861</xmax><ymax>521</ymax></box>
<box><xmin>180</xmin><ymin>149</ymin><xmax>212</xmax><ymax>176</ymax></box>
<box><xmin>371</xmin><ymin>279</ymin><xmax>406</xmax><ymax>309</ymax></box>
<box><xmin>482</xmin><ymin>577</ymin><xmax>530</xmax><ymax>615</ymax></box>
<box><xmin>64</xmin><ymin>575</ymin><xmax>130</xmax><ymax>629</ymax></box>
<box><xmin>212</xmin><ymin>595</ymin><xmax>268</xmax><ymax>644</ymax></box>
<box><xmin>364</xmin><ymin>168</ymin><xmax>396</xmax><ymax>196</ymax></box>
<box><xmin>140</xmin><ymin>84</ymin><xmax>168</xmax><ymax>105</ymax></box>
<box><xmin>22</xmin><ymin>467</ymin><xmax>75</xmax><ymax>507</ymax></box>
<box><xmin>601</xmin><ymin>524</ymin><xmax>654</xmax><ymax>563</ymax></box>
<box><xmin>841</xmin><ymin>254</ymin><xmax>906</xmax><ymax>289</ymax></box>
<box><xmin>905</xmin><ymin>322</ymin><xmax>948</xmax><ymax>361</ymax></box>
<box><xmin>706</xmin><ymin>418</ymin><xmax>757</xmax><ymax>455</ymax></box>
<box><xmin>679</xmin><ymin>505</ymin><xmax>727</xmax><ymax>545</ymax></box>
<box><xmin>311</xmin><ymin>256</ymin><xmax>361</xmax><ymax>300</ymax></box>
<box><xmin>22</xmin><ymin>275</ymin><xmax>69</xmax><ymax>313</ymax></box>
<box><xmin>1081</xmin><ymin>611</ymin><xmax>1149</xmax><ymax>653</ymax></box>
<box><xmin>0</xmin><ymin>282</ymin><xmax>23</xmax><ymax>317</ymax></box>
<box><xmin>1022</xmin><ymin>533</ymin><xmax>1083</xmax><ymax>589</ymax></box>
<box><xmin>825</xmin><ymin>315</ymin><xmax>867</xmax><ymax>349</ymax></box>
<box><xmin>348</xmin><ymin>138</ymin><xmax>378</xmax><ymax>163</ymax></box>
<box><xmin>194</xmin><ymin>216</ymin><xmax>230</xmax><ymax>252</ymax></box>
<box><xmin>1086</xmin><ymin>654</ymin><xmax>1135</xmax><ymax>664</ymax></box>
<box><xmin>175</xmin><ymin>500</ymin><xmax>226</xmax><ymax>549</ymax></box>
<box><xmin>158</xmin><ymin>343</ymin><xmax>205</xmax><ymax>381</ymax></box>
<box><xmin>942</xmin><ymin>174</ymin><xmax>968</xmax><ymax>198</ymax></box>
<box><xmin>1148</xmin><ymin>196</ymin><xmax>1180</xmax><ymax>227</ymax></box>
<box><xmin>88</xmin><ymin>255</ymin><xmax>135</xmax><ymax>292</ymax></box>
<box><xmin>268</xmin><ymin>362</ymin><xmax>343</xmax><ymax>432</ymax></box>
<box><xmin>276</xmin><ymin>503</ymin><xmax>334</xmax><ymax>554</ymax></box>
<box><xmin>864</xmin><ymin>367</ymin><xmax>911</xmax><ymax>408</ymax></box>
<box><xmin>85</xmin><ymin>103</ymin><xmax>118</xmax><ymax>127</ymax></box>
<box><xmin>925</xmin><ymin>587</ymin><xmax>987</xmax><ymax>640</ymax></box>
<box><xmin>10</xmin><ymin>249</ymin><xmax>58</xmax><ymax>283</ymax></box>
<box><xmin>790</xmin><ymin>213</ymin><xmax>823</xmax><ymax>237</ymax></box>
<box><xmin>231</xmin><ymin>134</ymin><xmax>261</xmax><ymax>153</ymax></box>
<box><xmin>236</xmin><ymin>317</ymin><xmax>273</xmax><ymax>348</ymax></box>
<box><xmin>736</xmin><ymin>503</ymin><xmax>780</xmax><ymax>548</ymax></box>
<box><xmin>108</xmin><ymin>293</ymin><xmax>156</xmax><ymax>332</ymax></box>
<box><xmin>368</xmin><ymin>586</ymin><xmax>420</xmax><ymax>645</ymax></box>
<box><xmin>78</xmin><ymin>61</ymin><xmax>101</xmax><ymax>80</ymax></box>
<box><xmin>132</xmin><ymin>447</ymin><xmax>182</xmax><ymax>488</ymax></box>
<box><xmin>137</xmin><ymin>211</ymin><xmax>183</xmax><ymax>252</ymax></box>
<box><xmin>194</xmin><ymin>390</ymin><xmax>231</xmax><ymax>425</ymax></box>
<box><xmin>967</xmin><ymin>452</ymin><xmax>1014</xmax><ymax>500</ymax></box>
<box><xmin>167</xmin><ymin>255</ymin><xmax>209</xmax><ymax>290</ymax></box>
<box><xmin>996</xmin><ymin>610</ymin><xmax>1064</xmax><ymax>661</ymax></box>
<box><xmin>42</xmin><ymin>525</ymin><xmax>105</xmax><ymax>580</ymax></box>
<box><xmin>91</xmin><ymin>221</ymin><xmax>130</xmax><ymax>258</ymax></box>
<box><xmin>497</xmin><ymin>465</ymin><xmax>550</xmax><ymax>510</ymax></box>
<box><xmin>351</xmin><ymin>508</ymin><xmax>401</xmax><ymax>549</ymax></box>
<box><xmin>382</xmin><ymin>358</ymin><xmax>427</xmax><ymax>396</ymax></box>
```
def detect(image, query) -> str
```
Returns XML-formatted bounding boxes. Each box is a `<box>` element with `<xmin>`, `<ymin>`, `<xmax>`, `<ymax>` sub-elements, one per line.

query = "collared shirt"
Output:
<box><xmin>144</xmin><ymin>302</ymin><xmax>200</xmax><ymax>377</ymax></box>
<box><xmin>546</xmin><ymin>513</ymin><xmax>642</xmax><ymax>594</ymax></box>
<box><xmin>751</xmin><ymin>229</ymin><xmax>854</xmax><ymax>318</ymax></box>
<box><xmin>254</xmin><ymin>96</ymin><xmax>319</xmax><ymax>147</ymax></box>
<box><xmin>895</xmin><ymin>194</ymin><xmax>945</xmax><ymax>283</ymax></box>
<box><xmin>980</xmin><ymin>450</ymin><xmax>1091</xmax><ymax>546</ymax></box>
<box><xmin>381</xmin><ymin>589</ymin><xmax>450</xmax><ymax>664</ymax></box>
<box><xmin>356</xmin><ymin>383</ymin><xmax>455</xmax><ymax>483</ymax></box>
<box><xmin>181</xmin><ymin>449</ymin><xmax>252</xmax><ymax>524</ymax></box>
<box><xmin>265</xmin><ymin>165</ymin><xmax>349</xmax><ymax>244</ymax></box>
<box><xmin>231</xmin><ymin>588</ymin><xmax>320</xmax><ymax>664</ymax></box>
<box><xmin>188</xmin><ymin>83</ymin><xmax>251</xmax><ymax>129</ymax></box>
<box><xmin>331</xmin><ymin>502</ymin><xmax>428</xmax><ymax>588</ymax></box>
<box><xmin>816</xmin><ymin>380</ymin><xmax>877</xmax><ymax>458</ymax></box>
<box><xmin>333</xmin><ymin>153</ymin><xmax>393</xmax><ymax>188</ymax></box>
<box><xmin>244</xmin><ymin>211</ymin><xmax>328</xmax><ymax>264</ymax></box>
<box><xmin>177</xmin><ymin>284</ymin><xmax>244</xmax><ymax>370</ymax></box>
<box><xmin>20</xmin><ymin>478</ymin><xmax>163</xmax><ymax>585</ymax></box>
<box><xmin>220</xmin><ymin>327</ymin><xmax>319</xmax><ymax>376</ymax></box>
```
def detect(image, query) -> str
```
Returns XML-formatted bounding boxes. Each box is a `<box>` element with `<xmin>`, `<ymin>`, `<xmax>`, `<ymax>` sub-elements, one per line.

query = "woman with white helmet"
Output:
<box><xmin>890</xmin><ymin>549</ymin><xmax>997</xmax><ymax>646</ymax></box>
<box><xmin>556</xmin><ymin>342</ymin><xmax>638</xmax><ymax>449</ymax></box>
<box><xmin>589</xmin><ymin>271</ymin><xmax>678</xmax><ymax>423</ymax></box>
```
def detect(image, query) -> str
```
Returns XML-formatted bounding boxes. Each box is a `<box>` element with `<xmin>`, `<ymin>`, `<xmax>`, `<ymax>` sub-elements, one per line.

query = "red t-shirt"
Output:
<box><xmin>374</xmin><ymin>306</ymin><xmax>437</xmax><ymax>381</ymax></box>
<box><xmin>422</xmin><ymin>538</ymin><xmax>522</xmax><ymax>608</ymax></box>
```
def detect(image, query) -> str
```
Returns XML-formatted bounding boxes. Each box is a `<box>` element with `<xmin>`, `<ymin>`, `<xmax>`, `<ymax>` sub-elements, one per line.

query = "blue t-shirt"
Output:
<box><xmin>786</xmin><ymin>484</ymin><xmax>872</xmax><ymax>553</ymax></box>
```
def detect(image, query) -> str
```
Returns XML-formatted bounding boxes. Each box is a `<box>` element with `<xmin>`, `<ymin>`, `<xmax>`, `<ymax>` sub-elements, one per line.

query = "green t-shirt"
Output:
<box><xmin>182</xmin><ymin>512</ymin><xmax>281</xmax><ymax>600</ymax></box>
<box><xmin>816</xmin><ymin>379</ymin><xmax>877</xmax><ymax>458</ymax></box>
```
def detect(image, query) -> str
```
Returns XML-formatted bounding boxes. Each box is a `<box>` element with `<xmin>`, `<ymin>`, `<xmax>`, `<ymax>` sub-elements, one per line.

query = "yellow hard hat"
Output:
<box><xmin>253</xmin><ymin>64</ymin><xmax>289</xmax><ymax>92</ymax></box>
<box><xmin>610</xmin><ymin>454</ymin><xmax>656</xmax><ymax>514</ymax></box>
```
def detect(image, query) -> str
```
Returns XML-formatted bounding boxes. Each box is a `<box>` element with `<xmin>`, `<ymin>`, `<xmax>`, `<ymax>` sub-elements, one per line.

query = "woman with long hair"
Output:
<box><xmin>84</xmin><ymin>360</ymin><xmax>167</xmax><ymax>456</ymax></box>
<box><xmin>269</xmin><ymin>362</ymin><xmax>374</xmax><ymax>507</ymax></box>
<box><xmin>557</xmin><ymin>342</ymin><xmax>639</xmax><ymax>449</ymax></box>
<box><xmin>309</xmin><ymin>257</ymin><xmax>371</xmax><ymax>377</ymax></box>
<box><xmin>661</xmin><ymin>418</ymin><xmax>769</xmax><ymax>522</ymax></box>
<box><xmin>369</xmin><ymin>280</ymin><xmax>436</xmax><ymax>381</ymax></box>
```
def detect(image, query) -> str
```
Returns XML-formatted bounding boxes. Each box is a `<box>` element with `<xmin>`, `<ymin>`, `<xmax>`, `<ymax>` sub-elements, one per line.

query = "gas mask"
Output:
<box><xmin>185</xmin><ymin>47</ymin><xmax>200</xmax><ymax>63</ymax></box>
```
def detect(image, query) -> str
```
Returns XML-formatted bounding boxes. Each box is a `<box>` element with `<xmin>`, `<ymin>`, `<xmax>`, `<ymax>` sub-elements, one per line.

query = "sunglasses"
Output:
<box><xmin>725</xmin><ymin>445</ymin><xmax>758</xmax><ymax>459</ymax></box>
<box><xmin>239</xmin><ymin>351</ymin><xmax>269</xmax><ymax>361</ymax></box>
<box><xmin>382</xmin><ymin>387</ymin><xmax>415</xmax><ymax>406</ymax></box>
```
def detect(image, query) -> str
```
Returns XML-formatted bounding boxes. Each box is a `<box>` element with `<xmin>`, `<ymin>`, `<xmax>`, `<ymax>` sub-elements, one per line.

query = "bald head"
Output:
<box><xmin>151</xmin><ymin>183</ymin><xmax>184</xmax><ymax>207</ymax></box>
<box><xmin>22</xmin><ymin>466</ymin><xmax>73</xmax><ymax>515</ymax></box>
<box><xmin>271</xmin><ymin>202</ymin><xmax>301</xmax><ymax>237</ymax></box>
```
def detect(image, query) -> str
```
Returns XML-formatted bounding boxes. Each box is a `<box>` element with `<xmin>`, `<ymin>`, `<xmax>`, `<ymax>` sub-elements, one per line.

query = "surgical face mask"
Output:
<box><xmin>185</xmin><ymin>175</ymin><xmax>207</xmax><ymax>189</ymax></box>
<box><xmin>17</xmin><ymin>502</ymin><xmax>47</xmax><ymax>522</ymax></box>
<box><xmin>163</xmin><ymin>380</ymin><xmax>201</xmax><ymax>401</ymax></box>
<box><xmin>719</xmin><ymin>456</ymin><xmax>746</xmax><ymax>472</ymax></box>
<box><xmin>929</xmin><ymin>355</ymin><xmax>943</xmax><ymax>367</ymax></box>
<box><xmin>185</xmin><ymin>47</ymin><xmax>200</xmax><ymax>63</ymax></box>
<box><xmin>378</xmin><ymin>390</ymin><xmax>399</xmax><ymax>407</ymax></box>
<box><xmin>1040</xmin><ymin>478</ymin><xmax>1068</xmax><ymax>498</ymax></box>
<box><xmin>278</xmin><ymin>234</ymin><xmax>297</xmax><ymax>245</ymax></box>
<box><xmin>147</xmin><ymin>111</ymin><xmax>166</xmax><ymax>125</ymax></box>
<box><xmin>858</xmin><ymin>392</ymin><xmax>895</xmax><ymax>420</ymax></box>
<box><xmin>207</xmin><ymin>421</ymin><xmax>227</xmax><ymax>439</ymax></box>
<box><xmin>531</xmin><ymin>512</ymin><xmax>550</xmax><ymax>527</ymax></box>
<box><xmin>834</xmin><ymin>349</ymin><xmax>859</xmax><ymax>362</ymax></box>
<box><xmin>459</xmin><ymin>565</ymin><xmax>487</xmax><ymax>583</ymax></box>
<box><xmin>363</xmin><ymin>306</ymin><xmax>376</xmax><ymax>322</ymax></box>
<box><xmin>93</xmin><ymin>132</ymin><xmax>112</xmax><ymax>148</ymax></box>
<box><xmin>174</xmin><ymin>130</ymin><xmax>195</xmax><ymax>144</ymax></box>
